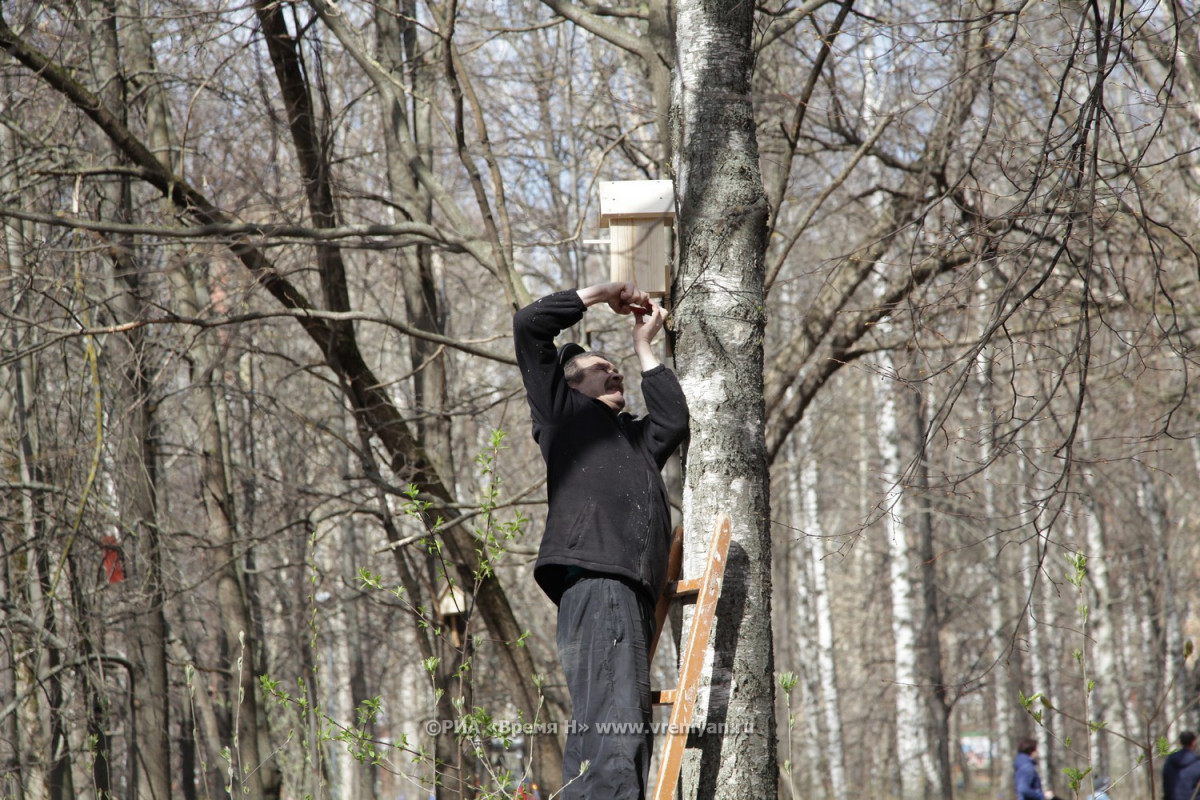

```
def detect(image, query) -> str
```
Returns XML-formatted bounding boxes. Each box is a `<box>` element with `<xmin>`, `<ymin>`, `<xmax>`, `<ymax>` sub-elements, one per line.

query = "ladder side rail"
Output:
<box><xmin>651</xmin><ymin>514</ymin><xmax>732</xmax><ymax>800</ymax></box>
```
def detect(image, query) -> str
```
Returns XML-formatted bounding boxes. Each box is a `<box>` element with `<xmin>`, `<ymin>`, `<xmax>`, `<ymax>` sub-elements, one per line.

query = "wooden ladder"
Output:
<box><xmin>648</xmin><ymin>513</ymin><xmax>732</xmax><ymax>800</ymax></box>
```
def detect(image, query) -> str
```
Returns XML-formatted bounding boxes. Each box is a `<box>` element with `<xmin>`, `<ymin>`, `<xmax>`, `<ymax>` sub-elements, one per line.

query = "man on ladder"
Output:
<box><xmin>513</xmin><ymin>281</ymin><xmax>690</xmax><ymax>799</ymax></box>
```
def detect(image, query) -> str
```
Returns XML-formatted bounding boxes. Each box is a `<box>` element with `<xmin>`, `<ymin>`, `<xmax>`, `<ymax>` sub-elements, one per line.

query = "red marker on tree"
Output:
<box><xmin>100</xmin><ymin>536</ymin><xmax>125</xmax><ymax>584</ymax></box>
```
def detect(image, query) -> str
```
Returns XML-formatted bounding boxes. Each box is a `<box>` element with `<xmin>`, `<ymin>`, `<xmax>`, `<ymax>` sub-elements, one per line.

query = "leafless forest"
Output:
<box><xmin>2</xmin><ymin>1</ymin><xmax>1199</xmax><ymax>799</ymax></box>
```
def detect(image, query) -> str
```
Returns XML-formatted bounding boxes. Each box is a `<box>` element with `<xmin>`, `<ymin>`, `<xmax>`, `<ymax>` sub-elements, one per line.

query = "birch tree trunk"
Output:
<box><xmin>782</xmin><ymin>434</ymin><xmax>827</xmax><ymax>797</ymax></box>
<box><xmin>1021</xmin><ymin>524</ymin><xmax>1055</xmax><ymax>788</ymax></box>
<box><xmin>878</xmin><ymin>367</ymin><xmax>936</xmax><ymax>800</ymax></box>
<box><xmin>976</xmin><ymin>344</ymin><xmax>1016</xmax><ymax>779</ymax></box>
<box><xmin>800</xmin><ymin>425</ymin><xmax>848</xmax><ymax>800</ymax></box>
<box><xmin>857</xmin><ymin>10</ymin><xmax>944</xmax><ymax>789</ymax></box>
<box><xmin>1135</xmin><ymin>461</ymin><xmax>1187</xmax><ymax>728</ymax></box>
<box><xmin>1037</xmin><ymin>535</ymin><xmax>1059</xmax><ymax>789</ymax></box>
<box><xmin>1079</xmin><ymin>483</ymin><xmax>1129</xmax><ymax>779</ymax></box>
<box><xmin>671</xmin><ymin>0</ymin><xmax>774</xmax><ymax>795</ymax></box>
<box><xmin>333</xmin><ymin>440</ymin><xmax>373</xmax><ymax>800</ymax></box>
<box><xmin>912</xmin><ymin>391</ymin><xmax>952</xmax><ymax>799</ymax></box>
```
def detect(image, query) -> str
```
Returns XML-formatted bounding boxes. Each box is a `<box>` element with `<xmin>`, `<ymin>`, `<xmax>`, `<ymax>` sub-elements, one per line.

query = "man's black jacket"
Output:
<box><xmin>513</xmin><ymin>290</ymin><xmax>689</xmax><ymax>605</ymax></box>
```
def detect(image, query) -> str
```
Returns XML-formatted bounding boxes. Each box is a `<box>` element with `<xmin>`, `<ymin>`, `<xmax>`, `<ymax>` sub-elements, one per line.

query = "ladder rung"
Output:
<box><xmin>670</xmin><ymin>578</ymin><xmax>701</xmax><ymax>597</ymax></box>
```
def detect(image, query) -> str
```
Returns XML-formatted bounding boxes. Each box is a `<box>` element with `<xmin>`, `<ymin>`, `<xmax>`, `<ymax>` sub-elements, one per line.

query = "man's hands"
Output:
<box><xmin>577</xmin><ymin>282</ymin><xmax>651</xmax><ymax>316</ymax></box>
<box><xmin>633</xmin><ymin>303</ymin><xmax>666</xmax><ymax>347</ymax></box>
<box><xmin>633</xmin><ymin>303</ymin><xmax>667</xmax><ymax>372</ymax></box>
<box><xmin>577</xmin><ymin>281</ymin><xmax>667</xmax><ymax>372</ymax></box>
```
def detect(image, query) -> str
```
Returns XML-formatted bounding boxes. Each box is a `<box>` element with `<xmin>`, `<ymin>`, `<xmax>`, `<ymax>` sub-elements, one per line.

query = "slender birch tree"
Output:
<box><xmin>671</xmin><ymin>0</ymin><xmax>775</xmax><ymax>795</ymax></box>
<box><xmin>781</xmin><ymin>436</ymin><xmax>826</xmax><ymax>798</ymax></box>
<box><xmin>799</xmin><ymin>424</ymin><xmax>847</xmax><ymax>800</ymax></box>
<box><xmin>878</xmin><ymin>365</ymin><xmax>938</xmax><ymax>799</ymax></box>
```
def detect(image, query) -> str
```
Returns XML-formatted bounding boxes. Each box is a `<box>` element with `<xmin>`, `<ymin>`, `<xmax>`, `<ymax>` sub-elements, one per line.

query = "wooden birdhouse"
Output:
<box><xmin>436</xmin><ymin>581</ymin><xmax>468</xmax><ymax>647</ymax></box>
<box><xmin>599</xmin><ymin>180</ymin><xmax>675</xmax><ymax>297</ymax></box>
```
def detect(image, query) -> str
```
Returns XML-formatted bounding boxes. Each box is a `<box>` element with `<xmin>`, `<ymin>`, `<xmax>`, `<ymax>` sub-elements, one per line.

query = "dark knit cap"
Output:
<box><xmin>556</xmin><ymin>342</ymin><xmax>586</xmax><ymax>369</ymax></box>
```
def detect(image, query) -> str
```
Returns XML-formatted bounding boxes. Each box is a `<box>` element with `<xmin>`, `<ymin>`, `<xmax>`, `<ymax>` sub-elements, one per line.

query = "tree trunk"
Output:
<box><xmin>1080</xmin><ymin>485</ymin><xmax>1129</xmax><ymax>779</ymax></box>
<box><xmin>0</xmin><ymin>103</ymin><xmax>49</xmax><ymax>800</ymax></box>
<box><xmin>913</xmin><ymin>391</ymin><xmax>952</xmax><ymax>799</ymax></box>
<box><xmin>181</xmin><ymin>255</ymin><xmax>277</xmax><ymax>800</ymax></box>
<box><xmin>977</xmin><ymin>344</ymin><xmax>1016</xmax><ymax>783</ymax></box>
<box><xmin>781</xmin><ymin>434</ymin><xmax>826</xmax><ymax>798</ymax></box>
<box><xmin>879</xmin><ymin>366</ymin><xmax>935</xmax><ymax>800</ymax></box>
<box><xmin>799</xmin><ymin>425</ymin><xmax>847</xmax><ymax>800</ymax></box>
<box><xmin>671</xmin><ymin>0</ymin><xmax>775</xmax><ymax>796</ymax></box>
<box><xmin>1023</xmin><ymin>518</ymin><xmax>1054</xmax><ymax>788</ymax></box>
<box><xmin>34</xmin><ymin>541</ymin><xmax>74</xmax><ymax>799</ymax></box>
<box><xmin>92</xmin><ymin>2</ymin><xmax>174</xmax><ymax>794</ymax></box>
<box><xmin>1136</xmin><ymin>461</ymin><xmax>1187</xmax><ymax>728</ymax></box>
<box><xmin>334</xmin><ymin>423</ymin><xmax>375</xmax><ymax>800</ymax></box>
<box><xmin>115</xmin><ymin>1</ymin><xmax>283</xmax><ymax>792</ymax></box>
<box><xmin>373</xmin><ymin>8</ymin><xmax>480</xmax><ymax>794</ymax></box>
<box><xmin>3</xmin><ymin>120</ymin><xmax>76</xmax><ymax>800</ymax></box>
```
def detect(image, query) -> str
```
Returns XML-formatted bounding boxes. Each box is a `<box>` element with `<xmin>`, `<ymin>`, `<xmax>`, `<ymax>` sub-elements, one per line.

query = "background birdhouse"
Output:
<box><xmin>436</xmin><ymin>581</ymin><xmax>468</xmax><ymax>647</ymax></box>
<box><xmin>599</xmin><ymin>180</ymin><xmax>675</xmax><ymax>297</ymax></box>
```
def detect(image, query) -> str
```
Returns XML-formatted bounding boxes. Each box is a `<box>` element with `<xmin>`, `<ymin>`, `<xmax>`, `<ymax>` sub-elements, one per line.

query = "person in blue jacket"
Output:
<box><xmin>1164</xmin><ymin>731</ymin><xmax>1199</xmax><ymax>800</ymax></box>
<box><xmin>1084</xmin><ymin>774</ymin><xmax>1112</xmax><ymax>800</ymax></box>
<box><xmin>1015</xmin><ymin>738</ymin><xmax>1055</xmax><ymax>800</ymax></box>
<box><xmin>513</xmin><ymin>282</ymin><xmax>689</xmax><ymax>800</ymax></box>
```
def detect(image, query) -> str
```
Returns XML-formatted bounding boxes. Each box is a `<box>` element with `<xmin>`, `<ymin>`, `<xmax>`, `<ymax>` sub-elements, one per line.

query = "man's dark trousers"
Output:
<box><xmin>557</xmin><ymin>573</ymin><xmax>656</xmax><ymax>799</ymax></box>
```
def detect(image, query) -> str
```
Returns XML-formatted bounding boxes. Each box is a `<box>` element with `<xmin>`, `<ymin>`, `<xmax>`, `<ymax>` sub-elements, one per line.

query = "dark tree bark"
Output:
<box><xmin>92</xmin><ymin>1</ymin><xmax>173</xmax><ymax>795</ymax></box>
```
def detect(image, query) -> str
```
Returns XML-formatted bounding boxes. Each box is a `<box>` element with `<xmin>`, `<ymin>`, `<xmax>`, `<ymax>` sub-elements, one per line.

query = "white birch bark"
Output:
<box><xmin>672</xmin><ymin>0</ymin><xmax>775</xmax><ymax>796</ymax></box>
<box><xmin>1022</xmin><ymin>534</ymin><xmax>1048</xmax><ymax>740</ymax></box>
<box><xmin>976</xmin><ymin>342</ymin><xmax>1015</xmax><ymax>775</ymax></box>
<box><xmin>330</xmin><ymin>545</ymin><xmax>356</xmax><ymax>800</ymax></box>
<box><xmin>799</xmin><ymin>423</ymin><xmax>848</xmax><ymax>800</ymax></box>
<box><xmin>878</xmin><ymin>366</ymin><xmax>934</xmax><ymax>800</ymax></box>
<box><xmin>1080</xmin><ymin>493</ymin><xmax>1132</xmax><ymax>778</ymax></box>
<box><xmin>1135</xmin><ymin>461</ymin><xmax>1186</xmax><ymax>726</ymax></box>
<box><xmin>1138</xmin><ymin>578</ymin><xmax>1158</xmax><ymax>729</ymax></box>
<box><xmin>1021</xmin><ymin>514</ymin><xmax>1056</xmax><ymax>788</ymax></box>
<box><xmin>1039</xmin><ymin>529</ymin><xmax>1061</xmax><ymax>786</ymax></box>
<box><xmin>783</xmin><ymin>435</ymin><xmax>828</xmax><ymax>796</ymax></box>
<box><xmin>860</xmin><ymin>8</ymin><xmax>941</xmax><ymax>789</ymax></box>
<box><xmin>856</xmin><ymin>11</ymin><xmax>923</xmax><ymax>791</ymax></box>
<box><xmin>1070</xmin><ymin>419</ymin><xmax>1128</xmax><ymax>777</ymax></box>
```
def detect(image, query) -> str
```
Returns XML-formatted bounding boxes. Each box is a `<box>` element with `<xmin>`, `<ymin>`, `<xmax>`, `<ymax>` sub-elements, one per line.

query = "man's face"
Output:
<box><xmin>569</xmin><ymin>355</ymin><xmax>625</xmax><ymax>410</ymax></box>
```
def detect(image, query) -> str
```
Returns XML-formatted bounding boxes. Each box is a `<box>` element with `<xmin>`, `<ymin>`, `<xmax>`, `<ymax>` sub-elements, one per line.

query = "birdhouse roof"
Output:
<box><xmin>599</xmin><ymin>180</ymin><xmax>675</xmax><ymax>227</ymax></box>
<box><xmin>436</xmin><ymin>582</ymin><xmax>468</xmax><ymax>616</ymax></box>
